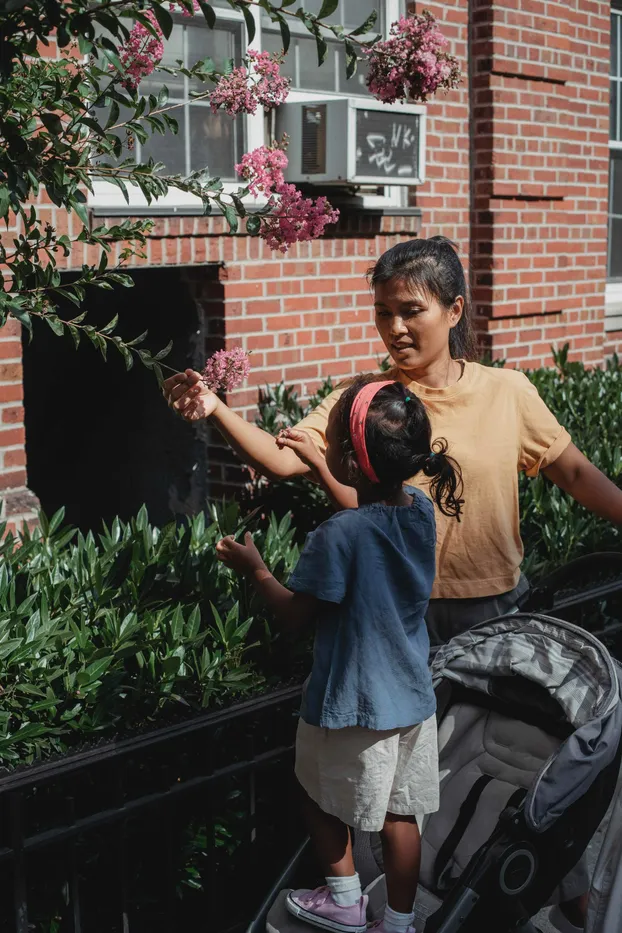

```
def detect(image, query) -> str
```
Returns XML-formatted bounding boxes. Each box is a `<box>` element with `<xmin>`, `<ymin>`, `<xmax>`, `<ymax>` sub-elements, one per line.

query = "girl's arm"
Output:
<box><xmin>163</xmin><ymin>370</ymin><xmax>309</xmax><ymax>481</ymax></box>
<box><xmin>277</xmin><ymin>428</ymin><xmax>359</xmax><ymax>510</ymax></box>
<box><xmin>543</xmin><ymin>442</ymin><xmax>622</xmax><ymax>523</ymax></box>
<box><xmin>216</xmin><ymin>533</ymin><xmax>318</xmax><ymax>629</ymax></box>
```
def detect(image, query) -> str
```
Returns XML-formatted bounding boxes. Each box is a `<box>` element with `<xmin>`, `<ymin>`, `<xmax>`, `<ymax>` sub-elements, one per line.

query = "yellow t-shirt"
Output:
<box><xmin>296</xmin><ymin>362</ymin><xmax>571</xmax><ymax>600</ymax></box>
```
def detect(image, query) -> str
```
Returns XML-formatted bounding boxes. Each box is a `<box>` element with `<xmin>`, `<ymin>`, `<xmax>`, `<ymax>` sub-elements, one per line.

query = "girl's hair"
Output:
<box><xmin>334</xmin><ymin>376</ymin><xmax>463</xmax><ymax>520</ymax></box>
<box><xmin>367</xmin><ymin>236</ymin><xmax>477</xmax><ymax>361</ymax></box>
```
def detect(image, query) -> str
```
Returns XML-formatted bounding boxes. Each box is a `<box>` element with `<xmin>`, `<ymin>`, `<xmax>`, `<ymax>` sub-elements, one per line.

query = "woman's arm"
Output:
<box><xmin>163</xmin><ymin>370</ymin><xmax>308</xmax><ymax>481</ymax></box>
<box><xmin>216</xmin><ymin>533</ymin><xmax>317</xmax><ymax>629</ymax></box>
<box><xmin>543</xmin><ymin>442</ymin><xmax>622</xmax><ymax>524</ymax></box>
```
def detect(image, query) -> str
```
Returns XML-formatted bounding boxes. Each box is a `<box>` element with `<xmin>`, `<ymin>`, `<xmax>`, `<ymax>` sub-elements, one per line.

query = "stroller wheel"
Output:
<box><xmin>498</xmin><ymin>846</ymin><xmax>537</xmax><ymax>896</ymax></box>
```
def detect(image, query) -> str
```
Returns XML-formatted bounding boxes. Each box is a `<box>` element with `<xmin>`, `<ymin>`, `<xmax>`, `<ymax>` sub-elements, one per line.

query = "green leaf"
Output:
<box><xmin>100</xmin><ymin>315</ymin><xmax>118</xmax><ymax>335</ymax></box>
<box><xmin>44</xmin><ymin>315</ymin><xmax>65</xmax><ymax>337</ymax></box>
<box><xmin>277</xmin><ymin>15</ymin><xmax>291</xmax><ymax>54</ymax></box>
<box><xmin>198</xmin><ymin>0</ymin><xmax>216</xmax><ymax>28</ymax></box>
<box><xmin>148</xmin><ymin>1</ymin><xmax>174</xmax><ymax>39</ymax></box>
<box><xmin>70</xmin><ymin>197</ymin><xmax>89</xmax><ymax>227</ymax></box>
<box><xmin>77</xmin><ymin>656</ymin><xmax>113</xmax><ymax>685</ymax></box>
<box><xmin>317</xmin><ymin>0</ymin><xmax>339</xmax><ymax>17</ymax></box>
<box><xmin>246</xmin><ymin>214</ymin><xmax>261</xmax><ymax>236</ymax></box>
<box><xmin>221</xmin><ymin>202</ymin><xmax>238</xmax><ymax>234</ymax></box>
<box><xmin>240</xmin><ymin>3</ymin><xmax>255</xmax><ymax>43</ymax></box>
<box><xmin>105</xmin><ymin>272</ymin><xmax>134</xmax><ymax>287</ymax></box>
<box><xmin>154</xmin><ymin>340</ymin><xmax>173</xmax><ymax>361</ymax></box>
<box><xmin>41</xmin><ymin>113</ymin><xmax>63</xmax><ymax>136</ymax></box>
<box><xmin>0</xmin><ymin>187</ymin><xmax>9</xmax><ymax>219</ymax></box>
<box><xmin>344</xmin><ymin>39</ymin><xmax>357</xmax><ymax>79</ymax></box>
<box><xmin>314</xmin><ymin>28</ymin><xmax>327</xmax><ymax>66</ymax></box>
<box><xmin>350</xmin><ymin>10</ymin><xmax>378</xmax><ymax>35</ymax></box>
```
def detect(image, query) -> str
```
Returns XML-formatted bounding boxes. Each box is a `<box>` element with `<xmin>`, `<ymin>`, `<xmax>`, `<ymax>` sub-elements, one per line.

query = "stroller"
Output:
<box><xmin>358</xmin><ymin>612</ymin><xmax>622</xmax><ymax>933</ymax></box>
<box><xmin>256</xmin><ymin>559</ymin><xmax>622</xmax><ymax>933</ymax></box>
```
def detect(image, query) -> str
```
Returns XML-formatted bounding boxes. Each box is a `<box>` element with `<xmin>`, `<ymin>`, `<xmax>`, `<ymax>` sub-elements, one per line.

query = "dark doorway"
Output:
<box><xmin>23</xmin><ymin>268</ymin><xmax>208</xmax><ymax>531</ymax></box>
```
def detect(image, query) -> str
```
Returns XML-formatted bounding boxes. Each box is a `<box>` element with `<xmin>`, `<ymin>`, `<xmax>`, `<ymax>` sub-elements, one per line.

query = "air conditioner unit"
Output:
<box><xmin>275</xmin><ymin>97</ymin><xmax>426</xmax><ymax>187</ymax></box>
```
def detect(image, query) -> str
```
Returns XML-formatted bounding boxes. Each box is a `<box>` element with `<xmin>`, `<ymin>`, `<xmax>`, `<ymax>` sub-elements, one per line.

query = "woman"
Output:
<box><xmin>163</xmin><ymin>236</ymin><xmax>622</xmax><ymax>931</ymax></box>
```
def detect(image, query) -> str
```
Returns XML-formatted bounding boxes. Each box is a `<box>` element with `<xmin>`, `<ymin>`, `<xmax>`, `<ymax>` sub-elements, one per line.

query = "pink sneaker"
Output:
<box><xmin>367</xmin><ymin>922</ymin><xmax>416</xmax><ymax>933</ymax></box>
<box><xmin>286</xmin><ymin>886</ymin><xmax>368</xmax><ymax>933</ymax></box>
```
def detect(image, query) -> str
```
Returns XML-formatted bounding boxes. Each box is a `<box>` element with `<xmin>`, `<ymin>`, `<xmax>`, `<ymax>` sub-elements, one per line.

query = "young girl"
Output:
<box><xmin>216</xmin><ymin>376</ymin><xmax>463</xmax><ymax>933</ymax></box>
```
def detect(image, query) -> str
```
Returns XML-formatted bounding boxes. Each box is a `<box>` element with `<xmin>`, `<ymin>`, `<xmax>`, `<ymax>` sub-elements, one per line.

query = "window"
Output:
<box><xmin>127</xmin><ymin>16</ymin><xmax>244</xmax><ymax>180</ymax></box>
<box><xmin>607</xmin><ymin>1</ymin><xmax>622</xmax><ymax>328</ymax></box>
<box><xmin>91</xmin><ymin>1</ymin><xmax>407</xmax><ymax>213</ymax></box>
<box><xmin>262</xmin><ymin>0</ymin><xmax>379</xmax><ymax>97</ymax></box>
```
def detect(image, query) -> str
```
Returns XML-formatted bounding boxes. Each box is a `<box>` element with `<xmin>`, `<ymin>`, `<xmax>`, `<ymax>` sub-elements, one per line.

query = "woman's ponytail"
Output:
<box><xmin>422</xmin><ymin>439</ymin><xmax>463</xmax><ymax>521</ymax></box>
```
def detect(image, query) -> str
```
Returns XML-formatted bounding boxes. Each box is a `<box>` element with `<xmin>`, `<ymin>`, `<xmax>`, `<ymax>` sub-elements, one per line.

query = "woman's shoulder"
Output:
<box><xmin>467</xmin><ymin>362</ymin><xmax>533</xmax><ymax>393</ymax></box>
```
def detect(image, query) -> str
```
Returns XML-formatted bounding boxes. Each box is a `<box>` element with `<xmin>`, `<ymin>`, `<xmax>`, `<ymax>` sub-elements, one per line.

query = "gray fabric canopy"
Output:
<box><xmin>430</xmin><ymin>614</ymin><xmax>621</xmax><ymax>833</ymax></box>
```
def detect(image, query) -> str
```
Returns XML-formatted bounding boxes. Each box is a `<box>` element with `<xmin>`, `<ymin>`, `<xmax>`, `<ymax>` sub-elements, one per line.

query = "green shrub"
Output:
<box><xmin>0</xmin><ymin>502</ymin><xmax>299</xmax><ymax>766</ymax></box>
<box><xmin>519</xmin><ymin>347</ymin><xmax>622</xmax><ymax>577</ymax></box>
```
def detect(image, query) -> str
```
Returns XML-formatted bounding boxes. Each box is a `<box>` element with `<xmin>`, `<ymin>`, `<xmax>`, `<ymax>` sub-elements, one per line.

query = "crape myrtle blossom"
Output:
<box><xmin>235</xmin><ymin>139</ymin><xmax>289</xmax><ymax>197</ymax></box>
<box><xmin>201</xmin><ymin>347</ymin><xmax>251</xmax><ymax>393</ymax></box>
<box><xmin>260</xmin><ymin>184</ymin><xmax>340</xmax><ymax>253</ymax></box>
<box><xmin>209</xmin><ymin>50</ymin><xmax>290</xmax><ymax>116</ymax></box>
<box><xmin>366</xmin><ymin>11</ymin><xmax>461</xmax><ymax>104</ymax></box>
<box><xmin>235</xmin><ymin>141</ymin><xmax>340</xmax><ymax>251</ymax></box>
<box><xmin>118</xmin><ymin>11</ymin><xmax>164</xmax><ymax>90</ymax></box>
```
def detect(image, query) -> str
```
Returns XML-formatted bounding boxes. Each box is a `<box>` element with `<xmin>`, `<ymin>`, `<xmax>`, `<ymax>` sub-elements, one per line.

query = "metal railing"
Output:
<box><xmin>0</xmin><ymin>685</ymin><xmax>304</xmax><ymax>933</ymax></box>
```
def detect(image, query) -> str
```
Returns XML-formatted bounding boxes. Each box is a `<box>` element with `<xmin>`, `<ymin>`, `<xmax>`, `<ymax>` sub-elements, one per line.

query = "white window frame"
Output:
<box><xmin>89</xmin><ymin>0</ymin><xmax>407</xmax><ymax>213</ymax></box>
<box><xmin>606</xmin><ymin>2</ymin><xmax>622</xmax><ymax>328</ymax></box>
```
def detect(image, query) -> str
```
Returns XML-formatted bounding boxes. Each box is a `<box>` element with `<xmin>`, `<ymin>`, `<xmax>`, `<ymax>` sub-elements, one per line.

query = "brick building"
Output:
<box><xmin>2</xmin><ymin>0</ymin><xmax>621</xmax><ymax>528</ymax></box>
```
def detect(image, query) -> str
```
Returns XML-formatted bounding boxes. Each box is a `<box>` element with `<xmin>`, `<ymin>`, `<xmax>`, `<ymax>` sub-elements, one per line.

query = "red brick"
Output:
<box><xmin>2</xmin><ymin>407</ymin><xmax>23</xmax><ymax>425</ymax></box>
<box><xmin>4</xmin><ymin>449</ymin><xmax>25</xmax><ymax>468</ymax></box>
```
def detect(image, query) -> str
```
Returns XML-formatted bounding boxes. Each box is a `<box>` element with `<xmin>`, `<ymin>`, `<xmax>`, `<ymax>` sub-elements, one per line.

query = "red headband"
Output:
<box><xmin>349</xmin><ymin>381</ymin><xmax>396</xmax><ymax>483</ymax></box>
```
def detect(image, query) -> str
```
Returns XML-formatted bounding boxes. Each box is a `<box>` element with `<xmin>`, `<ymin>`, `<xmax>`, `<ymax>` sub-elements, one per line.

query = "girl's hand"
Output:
<box><xmin>163</xmin><ymin>369</ymin><xmax>219</xmax><ymax>423</ymax></box>
<box><xmin>277</xmin><ymin>428</ymin><xmax>324</xmax><ymax>473</ymax></box>
<box><xmin>216</xmin><ymin>532</ymin><xmax>266</xmax><ymax>576</ymax></box>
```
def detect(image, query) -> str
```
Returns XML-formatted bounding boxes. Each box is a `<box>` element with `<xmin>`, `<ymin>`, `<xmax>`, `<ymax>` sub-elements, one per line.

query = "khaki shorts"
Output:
<box><xmin>295</xmin><ymin>715</ymin><xmax>440</xmax><ymax>833</ymax></box>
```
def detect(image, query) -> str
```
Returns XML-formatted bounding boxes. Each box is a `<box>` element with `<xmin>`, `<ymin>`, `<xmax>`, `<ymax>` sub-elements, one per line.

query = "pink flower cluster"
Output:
<box><xmin>169</xmin><ymin>0</ymin><xmax>200</xmax><ymax>15</ymax></box>
<box><xmin>235</xmin><ymin>139</ymin><xmax>289</xmax><ymax>197</ymax></box>
<box><xmin>118</xmin><ymin>12</ymin><xmax>164</xmax><ymax>91</ymax></box>
<box><xmin>366</xmin><ymin>11</ymin><xmax>461</xmax><ymax>104</ymax></box>
<box><xmin>260</xmin><ymin>184</ymin><xmax>340</xmax><ymax>253</ymax></box>
<box><xmin>201</xmin><ymin>347</ymin><xmax>251</xmax><ymax>393</ymax></box>
<box><xmin>209</xmin><ymin>50</ymin><xmax>291</xmax><ymax>115</ymax></box>
<box><xmin>234</xmin><ymin>140</ymin><xmax>339</xmax><ymax>250</ymax></box>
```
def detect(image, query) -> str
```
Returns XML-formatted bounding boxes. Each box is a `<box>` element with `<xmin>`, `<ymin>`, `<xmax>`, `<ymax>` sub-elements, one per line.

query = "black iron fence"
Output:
<box><xmin>0</xmin><ymin>685</ymin><xmax>305</xmax><ymax>933</ymax></box>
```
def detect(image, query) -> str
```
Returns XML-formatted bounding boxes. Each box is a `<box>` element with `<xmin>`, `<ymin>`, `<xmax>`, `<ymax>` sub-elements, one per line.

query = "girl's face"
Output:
<box><xmin>374</xmin><ymin>278</ymin><xmax>463</xmax><ymax>375</ymax></box>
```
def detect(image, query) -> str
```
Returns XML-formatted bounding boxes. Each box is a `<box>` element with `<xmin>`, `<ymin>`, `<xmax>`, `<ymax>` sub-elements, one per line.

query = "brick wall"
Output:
<box><xmin>471</xmin><ymin>0</ymin><xmax>612</xmax><ymax>367</ymax></box>
<box><xmin>0</xmin><ymin>319</ymin><xmax>39</xmax><ymax>532</ymax></box>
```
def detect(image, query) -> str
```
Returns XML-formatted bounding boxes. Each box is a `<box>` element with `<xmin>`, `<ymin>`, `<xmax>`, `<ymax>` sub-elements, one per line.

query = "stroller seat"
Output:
<box><xmin>421</xmin><ymin>697</ymin><xmax>563</xmax><ymax>896</ymax></box>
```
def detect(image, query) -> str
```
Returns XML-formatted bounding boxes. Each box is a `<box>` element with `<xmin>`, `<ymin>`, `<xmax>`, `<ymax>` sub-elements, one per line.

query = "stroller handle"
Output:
<box><xmin>519</xmin><ymin>551</ymin><xmax>622</xmax><ymax>612</ymax></box>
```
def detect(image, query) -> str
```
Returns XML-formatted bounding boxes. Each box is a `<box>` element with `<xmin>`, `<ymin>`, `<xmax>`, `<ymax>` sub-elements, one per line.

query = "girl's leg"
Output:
<box><xmin>300</xmin><ymin>785</ymin><xmax>356</xmax><ymax>876</ymax></box>
<box><xmin>287</xmin><ymin>787</ymin><xmax>367</xmax><ymax>931</ymax></box>
<box><xmin>380</xmin><ymin>812</ymin><xmax>421</xmax><ymax>913</ymax></box>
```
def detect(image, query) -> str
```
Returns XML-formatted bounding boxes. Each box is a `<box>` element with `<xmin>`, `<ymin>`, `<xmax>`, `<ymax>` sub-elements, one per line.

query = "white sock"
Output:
<box><xmin>383</xmin><ymin>904</ymin><xmax>416</xmax><ymax>933</ymax></box>
<box><xmin>326</xmin><ymin>873</ymin><xmax>362</xmax><ymax>907</ymax></box>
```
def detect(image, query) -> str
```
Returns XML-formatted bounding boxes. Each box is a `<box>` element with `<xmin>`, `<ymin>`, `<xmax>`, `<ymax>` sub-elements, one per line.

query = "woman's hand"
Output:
<box><xmin>162</xmin><ymin>369</ymin><xmax>219</xmax><ymax>423</ymax></box>
<box><xmin>277</xmin><ymin>428</ymin><xmax>324</xmax><ymax>475</ymax></box>
<box><xmin>216</xmin><ymin>532</ymin><xmax>267</xmax><ymax>577</ymax></box>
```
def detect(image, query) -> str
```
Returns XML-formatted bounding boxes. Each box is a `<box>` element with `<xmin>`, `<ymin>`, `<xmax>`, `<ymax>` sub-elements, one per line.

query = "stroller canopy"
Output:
<box><xmin>430</xmin><ymin>614</ymin><xmax>622</xmax><ymax>833</ymax></box>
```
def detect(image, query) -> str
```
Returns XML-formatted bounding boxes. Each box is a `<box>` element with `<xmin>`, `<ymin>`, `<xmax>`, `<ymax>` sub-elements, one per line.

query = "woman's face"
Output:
<box><xmin>374</xmin><ymin>278</ymin><xmax>463</xmax><ymax>375</ymax></box>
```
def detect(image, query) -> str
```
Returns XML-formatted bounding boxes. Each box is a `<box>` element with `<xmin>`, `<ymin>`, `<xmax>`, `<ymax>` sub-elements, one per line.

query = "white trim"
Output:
<box><xmin>605</xmin><ymin>282</ymin><xmax>622</xmax><ymax>332</ymax></box>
